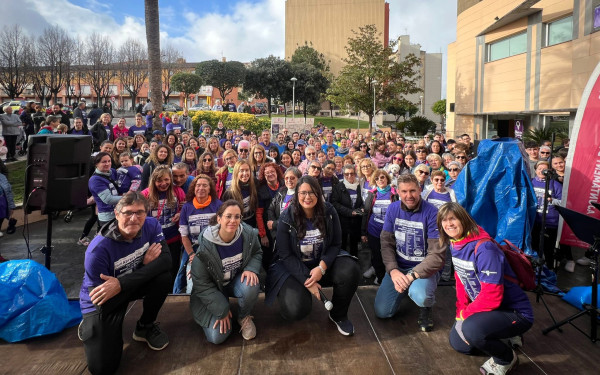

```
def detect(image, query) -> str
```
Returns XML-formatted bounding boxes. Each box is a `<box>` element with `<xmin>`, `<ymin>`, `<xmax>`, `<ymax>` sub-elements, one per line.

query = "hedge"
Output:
<box><xmin>186</xmin><ymin>110</ymin><xmax>272</xmax><ymax>135</ymax></box>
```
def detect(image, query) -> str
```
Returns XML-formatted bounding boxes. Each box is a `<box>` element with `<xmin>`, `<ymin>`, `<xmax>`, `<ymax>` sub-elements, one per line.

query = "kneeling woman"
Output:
<box><xmin>266</xmin><ymin>176</ymin><xmax>360</xmax><ymax>336</ymax></box>
<box><xmin>437</xmin><ymin>203</ymin><xmax>533</xmax><ymax>375</ymax></box>
<box><xmin>190</xmin><ymin>200</ymin><xmax>262</xmax><ymax>344</ymax></box>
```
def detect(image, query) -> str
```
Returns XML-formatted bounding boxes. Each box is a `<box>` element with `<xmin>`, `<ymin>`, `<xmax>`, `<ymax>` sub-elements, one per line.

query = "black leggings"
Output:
<box><xmin>340</xmin><ymin>218</ymin><xmax>361</xmax><ymax>256</ymax></box>
<box><xmin>367</xmin><ymin>233</ymin><xmax>386</xmax><ymax>281</ymax></box>
<box><xmin>277</xmin><ymin>256</ymin><xmax>360</xmax><ymax>321</ymax></box>
<box><xmin>532</xmin><ymin>222</ymin><xmax>558</xmax><ymax>269</ymax></box>
<box><xmin>80</xmin><ymin>270</ymin><xmax>171</xmax><ymax>375</ymax></box>
<box><xmin>4</xmin><ymin>135</ymin><xmax>17</xmax><ymax>158</ymax></box>
<box><xmin>167</xmin><ymin>239</ymin><xmax>182</xmax><ymax>284</ymax></box>
<box><xmin>81</xmin><ymin>206</ymin><xmax>98</xmax><ymax>240</ymax></box>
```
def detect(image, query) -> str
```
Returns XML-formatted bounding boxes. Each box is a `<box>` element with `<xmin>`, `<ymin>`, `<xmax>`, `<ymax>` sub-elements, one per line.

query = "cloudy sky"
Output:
<box><xmin>2</xmin><ymin>0</ymin><xmax>456</xmax><ymax>95</ymax></box>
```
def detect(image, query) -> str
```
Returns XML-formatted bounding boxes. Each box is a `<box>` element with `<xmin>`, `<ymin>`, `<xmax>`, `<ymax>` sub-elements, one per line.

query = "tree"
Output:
<box><xmin>196</xmin><ymin>60</ymin><xmax>246</xmax><ymax>105</ymax></box>
<box><xmin>161</xmin><ymin>43</ymin><xmax>184</xmax><ymax>105</ymax></box>
<box><xmin>290</xmin><ymin>44</ymin><xmax>330</xmax><ymax>118</ymax></box>
<box><xmin>171</xmin><ymin>72</ymin><xmax>203</xmax><ymax>108</ymax></box>
<box><xmin>326</xmin><ymin>24</ymin><xmax>422</xmax><ymax>133</ymax></box>
<box><xmin>145</xmin><ymin>0</ymin><xmax>162</xmax><ymax>130</ymax></box>
<box><xmin>84</xmin><ymin>33</ymin><xmax>115</xmax><ymax>105</ymax></box>
<box><xmin>0</xmin><ymin>25</ymin><xmax>32</xmax><ymax>99</ymax></box>
<box><xmin>244</xmin><ymin>56</ymin><xmax>293</xmax><ymax>117</ymax></box>
<box><xmin>386</xmin><ymin>99</ymin><xmax>419</xmax><ymax>122</ymax></box>
<box><xmin>118</xmin><ymin>39</ymin><xmax>149</xmax><ymax>110</ymax></box>
<box><xmin>431</xmin><ymin>99</ymin><xmax>447</xmax><ymax>129</ymax></box>
<box><xmin>37</xmin><ymin>26</ymin><xmax>72</xmax><ymax>104</ymax></box>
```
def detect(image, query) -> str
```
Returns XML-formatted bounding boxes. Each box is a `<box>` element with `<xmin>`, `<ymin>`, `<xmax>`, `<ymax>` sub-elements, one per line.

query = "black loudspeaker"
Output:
<box><xmin>25</xmin><ymin>135</ymin><xmax>92</xmax><ymax>214</ymax></box>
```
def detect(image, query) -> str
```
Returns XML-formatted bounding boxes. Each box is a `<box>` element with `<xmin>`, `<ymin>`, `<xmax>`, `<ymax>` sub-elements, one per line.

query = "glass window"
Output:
<box><xmin>487</xmin><ymin>32</ymin><xmax>527</xmax><ymax>62</ymax></box>
<box><xmin>547</xmin><ymin>16</ymin><xmax>573</xmax><ymax>46</ymax></box>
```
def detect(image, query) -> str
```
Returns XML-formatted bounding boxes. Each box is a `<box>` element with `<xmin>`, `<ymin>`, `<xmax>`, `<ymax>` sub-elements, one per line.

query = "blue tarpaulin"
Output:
<box><xmin>453</xmin><ymin>138</ymin><xmax>538</xmax><ymax>256</ymax></box>
<box><xmin>0</xmin><ymin>260</ymin><xmax>81</xmax><ymax>343</ymax></box>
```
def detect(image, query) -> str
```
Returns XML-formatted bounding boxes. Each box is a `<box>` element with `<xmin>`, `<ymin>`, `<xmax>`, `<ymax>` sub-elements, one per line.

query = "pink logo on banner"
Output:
<box><xmin>559</xmin><ymin>64</ymin><xmax>600</xmax><ymax>247</ymax></box>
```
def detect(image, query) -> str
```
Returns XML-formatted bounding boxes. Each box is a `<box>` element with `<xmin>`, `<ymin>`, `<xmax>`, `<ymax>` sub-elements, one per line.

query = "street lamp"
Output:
<box><xmin>290</xmin><ymin>77</ymin><xmax>297</xmax><ymax>119</ymax></box>
<box><xmin>420</xmin><ymin>95</ymin><xmax>424</xmax><ymax>115</ymax></box>
<box><xmin>372</xmin><ymin>80</ymin><xmax>377</xmax><ymax>130</ymax></box>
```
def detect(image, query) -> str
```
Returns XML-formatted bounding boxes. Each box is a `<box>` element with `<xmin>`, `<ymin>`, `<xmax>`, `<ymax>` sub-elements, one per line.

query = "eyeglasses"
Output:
<box><xmin>254</xmin><ymin>152</ymin><xmax>263</xmax><ymax>155</ymax></box>
<box><xmin>310</xmin><ymin>165</ymin><xmax>322</xmax><ymax>170</ymax></box>
<box><xmin>393</xmin><ymin>157</ymin><xmax>403</xmax><ymax>161</ymax></box>
<box><xmin>360</xmin><ymin>145</ymin><xmax>367</xmax><ymax>148</ymax></box>
<box><xmin>239</xmin><ymin>149</ymin><xmax>249</xmax><ymax>152</ymax></box>
<box><xmin>344</xmin><ymin>172</ymin><xmax>356</xmax><ymax>176</ymax></box>
<box><xmin>360</xmin><ymin>165</ymin><xmax>372</xmax><ymax>169</ymax></box>
<box><xmin>416</xmin><ymin>150</ymin><xmax>425</xmax><ymax>153</ymax></box>
<box><xmin>376</xmin><ymin>175</ymin><xmax>387</xmax><ymax>181</ymax></box>
<box><xmin>448</xmin><ymin>168</ymin><xmax>460</xmax><ymax>172</ymax></box>
<box><xmin>417</xmin><ymin>171</ymin><xmax>430</xmax><ymax>175</ymax></box>
<box><xmin>284</xmin><ymin>176</ymin><xmax>297</xmax><ymax>181</ymax></box>
<box><xmin>540</xmin><ymin>152</ymin><xmax>550</xmax><ymax>155</ymax></box>
<box><xmin>222</xmin><ymin>214</ymin><xmax>241</xmax><ymax>221</ymax></box>
<box><xmin>120</xmin><ymin>210</ymin><xmax>146</xmax><ymax>219</ymax></box>
<box><xmin>456</xmin><ymin>156</ymin><xmax>466</xmax><ymax>160</ymax></box>
<box><xmin>298</xmin><ymin>191</ymin><xmax>317</xmax><ymax>197</ymax></box>
<box><xmin>223</xmin><ymin>157</ymin><xmax>235</xmax><ymax>162</ymax></box>
<box><xmin>433</xmin><ymin>178</ymin><xmax>445</xmax><ymax>182</ymax></box>
<box><xmin>306</xmin><ymin>152</ymin><xmax>315</xmax><ymax>156</ymax></box>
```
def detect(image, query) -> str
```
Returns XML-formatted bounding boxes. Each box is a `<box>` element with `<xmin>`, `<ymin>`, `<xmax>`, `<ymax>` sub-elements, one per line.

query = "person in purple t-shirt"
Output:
<box><xmin>437</xmin><ymin>202</ymin><xmax>533</xmax><ymax>375</ymax></box>
<box><xmin>78</xmin><ymin>192</ymin><xmax>172</xmax><ymax>375</ymax></box>
<box><xmin>374</xmin><ymin>174</ymin><xmax>445</xmax><ymax>332</ymax></box>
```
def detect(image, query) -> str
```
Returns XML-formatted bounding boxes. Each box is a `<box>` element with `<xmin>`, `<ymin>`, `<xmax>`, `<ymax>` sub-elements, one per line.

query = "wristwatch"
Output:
<box><xmin>318</xmin><ymin>265</ymin><xmax>326</xmax><ymax>276</ymax></box>
<box><xmin>407</xmin><ymin>269</ymin><xmax>418</xmax><ymax>280</ymax></box>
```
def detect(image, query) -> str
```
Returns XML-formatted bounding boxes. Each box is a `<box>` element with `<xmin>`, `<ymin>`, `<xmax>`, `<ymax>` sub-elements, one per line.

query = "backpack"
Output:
<box><xmin>474</xmin><ymin>238</ymin><xmax>536</xmax><ymax>291</ymax></box>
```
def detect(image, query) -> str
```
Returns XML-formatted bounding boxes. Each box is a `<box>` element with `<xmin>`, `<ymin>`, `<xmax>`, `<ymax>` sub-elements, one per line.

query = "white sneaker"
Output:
<box><xmin>564</xmin><ymin>260</ymin><xmax>575</xmax><ymax>273</ymax></box>
<box><xmin>0</xmin><ymin>232</ymin><xmax>4</xmax><ymax>238</ymax></box>
<box><xmin>576</xmin><ymin>257</ymin><xmax>591</xmax><ymax>266</ymax></box>
<box><xmin>238</xmin><ymin>316</ymin><xmax>256</xmax><ymax>340</ymax></box>
<box><xmin>480</xmin><ymin>350</ymin><xmax>518</xmax><ymax>375</ymax></box>
<box><xmin>363</xmin><ymin>266</ymin><xmax>375</xmax><ymax>278</ymax></box>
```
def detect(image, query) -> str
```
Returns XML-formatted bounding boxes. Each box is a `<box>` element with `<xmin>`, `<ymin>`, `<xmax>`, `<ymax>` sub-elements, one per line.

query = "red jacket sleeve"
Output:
<box><xmin>256</xmin><ymin>207</ymin><xmax>266</xmax><ymax>238</ymax></box>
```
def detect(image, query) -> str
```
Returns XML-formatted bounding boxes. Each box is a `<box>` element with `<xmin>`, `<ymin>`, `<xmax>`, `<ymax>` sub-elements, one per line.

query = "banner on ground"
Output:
<box><xmin>559</xmin><ymin>62</ymin><xmax>600</xmax><ymax>247</ymax></box>
<box><xmin>270</xmin><ymin>117</ymin><xmax>314</xmax><ymax>135</ymax></box>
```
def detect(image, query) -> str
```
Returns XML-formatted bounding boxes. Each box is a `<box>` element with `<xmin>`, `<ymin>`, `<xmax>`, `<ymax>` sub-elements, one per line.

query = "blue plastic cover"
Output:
<box><xmin>453</xmin><ymin>138</ymin><xmax>538</xmax><ymax>256</ymax></box>
<box><xmin>0</xmin><ymin>260</ymin><xmax>82</xmax><ymax>343</ymax></box>
<box><xmin>563</xmin><ymin>285</ymin><xmax>600</xmax><ymax>311</ymax></box>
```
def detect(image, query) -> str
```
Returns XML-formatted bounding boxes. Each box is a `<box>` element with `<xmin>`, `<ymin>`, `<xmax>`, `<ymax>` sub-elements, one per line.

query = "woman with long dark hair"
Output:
<box><xmin>194</xmin><ymin>151</ymin><xmax>218</xmax><ymax>184</ymax></box>
<box><xmin>88</xmin><ymin>152</ymin><xmax>122</xmax><ymax>228</ymax></box>
<box><xmin>437</xmin><ymin>202</ymin><xmax>533</xmax><ymax>375</ymax></box>
<box><xmin>215</xmin><ymin>149</ymin><xmax>238</xmax><ymax>199</ymax></box>
<box><xmin>140</xmin><ymin>144</ymin><xmax>173</xmax><ymax>190</ymax></box>
<box><xmin>256</xmin><ymin>162</ymin><xmax>284</xmax><ymax>268</ymax></box>
<box><xmin>330</xmin><ymin>164</ymin><xmax>364</xmax><ymax>257</ymax></box>
<box><xmin>266</xmin><ymin>176</ymin><xmax>360</xmax><ymax>336</ymax></box>
<box><xmin>190</xmin><ymin>200</ymin><xmax>262</xmax><ymax>344</ymax></box>
<box><xmin>267</xmin><ymin>167</ymin><xmax>302</xmax><ymax>240</ymax></box>
<box><xmin>221</xmin><ymin>160</ymin><xmax>259</xmax><ymax>227</ymax></box>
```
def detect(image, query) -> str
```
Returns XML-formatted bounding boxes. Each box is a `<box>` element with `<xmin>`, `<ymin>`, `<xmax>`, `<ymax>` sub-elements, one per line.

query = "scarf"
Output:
<box><xmin>343</xmin><ymin>179</ymin><xmax>359</xmax><ymax>191</ymax></box>
<box><xmin>377</xmin><ymin>185</ymin><xmax>391</xmax><ymax>194</ymax></box>
<box><xmin>193</xmin><ymin>196</ymin><xmax>212</xmax><ymax>209</ymax></box>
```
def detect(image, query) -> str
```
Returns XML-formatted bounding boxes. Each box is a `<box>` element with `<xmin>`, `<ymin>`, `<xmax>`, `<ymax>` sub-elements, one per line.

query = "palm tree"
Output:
<box><xmin>145</xmin><ymin>0</ymin><xmax>163</xmax><ymax>130</ymax></box>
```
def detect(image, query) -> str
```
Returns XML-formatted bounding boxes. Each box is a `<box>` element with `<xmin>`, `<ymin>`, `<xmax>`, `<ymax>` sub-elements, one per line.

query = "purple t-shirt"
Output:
<box><xmin>382</xmin><ymin>200</ymin><xmax>439</xmax><ymax>269</ymax></box>
<box><xmin>299</xmin><ymin>221</ymin><xmax>323</xmax><ymax>266</ymax></box>
<box><xmin>280</xmin><ymin>193</ymin><xmax>294</xmax><ymax>214</ymax></box>
<box><xmin>367</xmin><ymin>191</ymin><xmax>392</xmax><ymax>236</ymax></box>
<box><xmin>79</xmin><ymin>217</ymin><xmax>165</xmax><ymax>314</ymax></box>
<box><xmin>362</xmin><ymin>180</ymin><xmax>374</xmax><ymax>202</ymax></box>
<box><xmin>348</xmin><ymin>188</ymin><xmax>358</xmax><ymax>207</ymax></box>
<box><xmin>531</xmin><ymin>177</ymin><xmax>562</xmax><ymax>227</ymax></box>
<box><xmin>117</xmin><ymin>165</ymin><xmax>143</xmax><ymax>192</ymax></box>
<box><xmin>451</xmin><ymin>239</ymin><xmax>534</xmax><ymax>322</ymax></box>
<box><xmin>128</xmin><ymin>125</ymin><xmax>147</xmax><ymax>137</ymax></box>
<box><xmin>166</xmin><ymin>123</ymin><xmax>183</xmax><ymax>133</ymax></box>
<box><xmin>225</xmin><ymin>171</ymin><xmax>233</xmax><ymax>189</ymax></box>
<box><xmin>217</xmin><ymin>235</ymin><xmax>244</xmax><ymax>284</ymax></box>
<box><xmin>425</xmin><ymin>190</ymin><xmax>452</xmax><ymax>209</ymax></box>
<box><xmin>322</xmin><ymin>177</ymin><xmax>333</xmax><ymax>201</ymax></box>
<box><xmin>179</xmin><ymin>199</ymin><xmax>222</xmax><ymax>244</ymax></box>
<box><xmin>149</xmin><ymin>191</ymin><xmax>180</xmax><ymax>240</ymax></box>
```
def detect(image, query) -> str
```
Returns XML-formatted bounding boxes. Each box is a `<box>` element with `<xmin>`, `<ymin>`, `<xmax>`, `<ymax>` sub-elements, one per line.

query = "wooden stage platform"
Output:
<box><xmin>2</xmin><ymin>285</ymin><xmax>599</xmax><ymax>374</ymax></box>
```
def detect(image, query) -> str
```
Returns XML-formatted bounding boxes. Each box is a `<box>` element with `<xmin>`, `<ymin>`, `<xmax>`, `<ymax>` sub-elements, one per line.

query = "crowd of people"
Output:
<box><xmin>0</xmin><ymin>102</ymin><xmax>577</xmax><ymax>374</ymax></box>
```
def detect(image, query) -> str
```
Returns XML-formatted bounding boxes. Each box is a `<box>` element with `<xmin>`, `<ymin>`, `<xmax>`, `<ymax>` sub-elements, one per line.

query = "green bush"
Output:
<box><xmin>404</xmin><ymin>116</ymin><xmax>436</xmax><ymax>136</ymax></box>
<box><xmin>188</xmin><ymin>111</ymin><xmax>271</xmax><ymax>135</ymax></box>
<box><xmin>396</xmin><ymin>120</ymin><xmax>410</xmax><ymax>133</ymax></box>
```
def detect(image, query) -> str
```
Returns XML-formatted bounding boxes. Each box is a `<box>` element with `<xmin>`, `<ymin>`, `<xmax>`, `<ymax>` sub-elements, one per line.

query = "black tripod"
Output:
<box><xmin>542</xmin><ymin>206</ymin><xmax>600</xmax><ymax>343</ymax></box>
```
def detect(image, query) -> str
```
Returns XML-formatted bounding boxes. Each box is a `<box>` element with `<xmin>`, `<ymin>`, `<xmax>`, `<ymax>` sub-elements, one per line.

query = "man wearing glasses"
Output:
<box><xmin>299</xmin><ymin>145</ymin><xmax>318</xmax><ymax>174</ymax></box>
<box><xmin>539</xmin><ymin>146</ymin><xmax>551</xmax><ymax>161</ymax></box>
<box><xmin>237</xmin><ymin>140</ymin><xmax>251</xmax><ymax>160</ymax></box>
<box><xmin>79</xmin><ymin>192</ymin><xmax>172</xmax><ymax>375</ymax></box>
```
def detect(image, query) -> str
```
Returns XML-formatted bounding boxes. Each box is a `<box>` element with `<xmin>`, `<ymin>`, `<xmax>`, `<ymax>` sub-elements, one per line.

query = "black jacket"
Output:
<box><xmin>330</xmin><ymin>181</ymin><xmax>364</xmax><ymax>219</ymax></box>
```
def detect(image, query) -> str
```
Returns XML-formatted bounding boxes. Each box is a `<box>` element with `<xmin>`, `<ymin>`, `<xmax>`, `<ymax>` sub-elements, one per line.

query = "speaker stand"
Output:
<box><xmin>40</xmin><ymin>213</ymin><xmax>53</xmax><ymax>270</ymax></box>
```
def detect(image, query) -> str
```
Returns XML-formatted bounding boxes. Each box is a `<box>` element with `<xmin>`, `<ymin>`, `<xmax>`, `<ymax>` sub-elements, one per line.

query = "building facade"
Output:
<box><xmin>446</xmin><ymin>0</ymin><xmax>599</xmax><ymax>140</ymax></box>
<box><xmin>397</xmin><ymin>35</ymin><xmax>442</xmax><ymax>123</ymax></box>
<box><xmin>285</xmin><ymin>0</ymin><xmax>390</xmax><ymax>76</ymax></box>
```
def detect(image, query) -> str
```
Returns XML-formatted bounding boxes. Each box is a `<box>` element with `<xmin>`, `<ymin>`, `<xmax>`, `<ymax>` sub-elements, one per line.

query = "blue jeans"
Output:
<box><xmin>202</xmin><ymin>272</ymin><xmax>260</xmax><ymax>344</ymax></box>
<box><xmin>173</xmin><ymin>246</ymin><xmax>193</xmax><ymax>294</ymax></box>
<box><xmin>449</xmin><ymin>310</ymin><xmax>533</xmax><ymax>365</ymax></box>
<box><xmin>374</xmin><ymin>269</ymin><xmax>440</xmax><ymax>318</ymax></box>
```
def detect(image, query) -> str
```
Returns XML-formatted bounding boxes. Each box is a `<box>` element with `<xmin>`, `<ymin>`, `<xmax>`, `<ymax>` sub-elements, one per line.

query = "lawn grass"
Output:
<box><xmin>6</xmin><ymin>160</ymin><xmax>26</xmax><ymax>205</ymax></box>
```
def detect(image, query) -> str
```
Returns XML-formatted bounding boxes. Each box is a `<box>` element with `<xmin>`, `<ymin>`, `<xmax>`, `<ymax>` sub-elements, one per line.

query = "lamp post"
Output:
<box><xmin>420</xmin><ymin>95</ymin><xmax>424</xmax><ymax>115</ymax></box>
<box><xmin>372</xmin><ymin>80</ymin><xmax>377</xmax><ymax>130</ymax></box>
<box><xmin>290</xmin><ymin>77</ymin><xmax>297</xmax><ymax>119</ymax></box>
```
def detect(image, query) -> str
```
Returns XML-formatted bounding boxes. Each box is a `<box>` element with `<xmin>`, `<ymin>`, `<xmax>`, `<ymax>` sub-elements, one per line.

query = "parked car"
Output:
<box><xmin>45</xmin><ymin>104</ymin><xmax>73</xmax><ymax>118</ymax></box>
<box><xmin>190</xmin><ymin>103</ymin><xmax>211</xmax><ymax>111</ymax></box>
<box><xmin>163</xmin><ymin>103</ymin><xmax>183</xmax><ymax>112</ymax></box>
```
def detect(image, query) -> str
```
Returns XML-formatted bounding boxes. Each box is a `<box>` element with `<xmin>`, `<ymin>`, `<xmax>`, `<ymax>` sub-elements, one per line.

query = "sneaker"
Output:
<box><xmin>0</xmin><ymin>232</ymin><xmax>4</xmax><ymax>238</ymax></box>
<box><xmin>564</xmin><ymin>260</ymin><xmax>575</xmax><ymax>273</ymax></box>
<box><xmin>77</xmin><ymin>237</ymin><xmax>91</xmax><ymax>246</ymax></box>
<box><xmin>373</xmin><ymin>277</ymin><xmax>381</xmax><ymax>286</ymax></box>
<box><xmin>576</xmin><ymin>257</ymin><xmax>591</xmax><ymax>266</ymax></box>
<box><xmin>329</xmin><ymin>314</ymin><xmax>354</xmax><ymax>336</ymax></box>
<box><xmin>238</xmin><ymin>315</ymin><xmax>256</xmax><ymax>340</ymax></box>
<box><xmin>363</xmin><ymin>266</ymin><xmax>375</xmax><ymax>278</ymax></box>
<box><xmin>133</xmin><ymin>321</ymin><xmax>169</xmax><ymax>350</ymax></box>
<box><xmin>417</xmin><ymin>307</ymin><xmax>434</xmax><ymax>332</ymax></box>
<box><xmin>480</xmin><ymin>350</ymin><xmax>518</xmax><ymax>375</ymax></box>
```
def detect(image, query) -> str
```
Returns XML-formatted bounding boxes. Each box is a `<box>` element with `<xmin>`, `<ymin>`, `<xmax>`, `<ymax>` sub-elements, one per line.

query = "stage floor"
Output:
<box><xmin>2</xmin><ymin>285</ymin><xmax>599</xmax><ymax>375</ymax></box>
